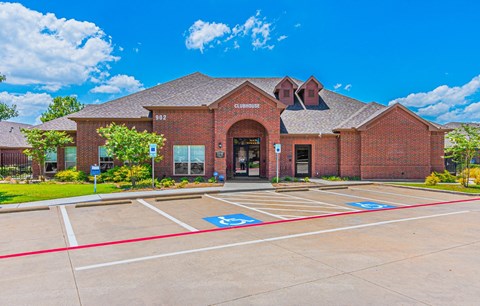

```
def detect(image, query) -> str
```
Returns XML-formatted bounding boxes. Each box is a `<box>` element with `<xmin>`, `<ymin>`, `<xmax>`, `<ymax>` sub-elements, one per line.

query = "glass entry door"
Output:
<box><xmin>295</xmin><ymin>145</ymin><xmax>311</xmax><ymax>177</ymax></box>
<box><xmin>233</xmin><ymin>138</ymin><xmax>261</xmax><ymax>177</ymax></box>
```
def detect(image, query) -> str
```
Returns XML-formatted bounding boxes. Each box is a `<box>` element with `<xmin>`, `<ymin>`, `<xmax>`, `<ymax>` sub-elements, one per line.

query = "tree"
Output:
<box><xmin>445</xmin><ymin>124</ymin><xmax>480</xmax><ymax>187</ymax></box>
<box><xmin>40</xmin><ymin>96</ymin><xmax>84</xmax><ymax>123</ymax></box>
<box><xmin>97</xmin><ymin>123</ymin><xmax>166</xmax><ymax>186</ymax></box>
<box><xmin>0</xmin><ymin>74</ymin><xmax>18</xmax><ymax>121</ymax></box>
<box><xmin>21</xmin><ymin>128</ymin><xmax>73</xmax><ymax>180</ymax></box>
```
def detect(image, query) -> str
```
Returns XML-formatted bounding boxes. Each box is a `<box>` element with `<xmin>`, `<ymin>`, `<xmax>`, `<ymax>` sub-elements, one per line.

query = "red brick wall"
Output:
<box><xmin>339</xmin><ymin>131</ymin><xmax>361</xmax><ymax>177</ymax></box>
<box><xmin>360</xmin><ymin>108</ymin><xmax>431</xmax><ymax>179</ymax></box>
<box><xmin>430</xmin><ymin>131</ymin><xmax>446</xmax><ymax>173</ymax></box>
<box><xmin>303</xmin><ymin>80</ymin><xmax>319</xmax><ymax>106</ymax></box>
<box><xmin>213</xmin><ymin>84</ymin><xmax>281</xmax><ymax>179</ymax></box>
<box><xmin>76</xmin><ymin>121</ymin><xmax>152</xmax><ymax>174</ymax></box>
<box><xmin>278</xmin><ymin>79</ymin><xmax>294</xmax><ymax>106</ymax></box>
<box><xmin>152</xmin><ymin>109</ymin><xmax>214</xmax><ymax>178</ymax></box>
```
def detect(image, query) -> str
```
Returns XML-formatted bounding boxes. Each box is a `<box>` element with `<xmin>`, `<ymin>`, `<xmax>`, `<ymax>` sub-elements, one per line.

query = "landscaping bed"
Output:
<box><xmin>392</xmin><ymin>183</ymin><xmax>480</xmax><ymax>194</ymax></box>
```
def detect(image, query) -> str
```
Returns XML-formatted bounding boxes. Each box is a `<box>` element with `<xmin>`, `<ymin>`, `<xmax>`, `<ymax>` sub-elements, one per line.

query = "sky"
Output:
<box><xmin>0</xmin><ymin>0</ymin><xmax>479</xmax><ymax>125</ymax></box>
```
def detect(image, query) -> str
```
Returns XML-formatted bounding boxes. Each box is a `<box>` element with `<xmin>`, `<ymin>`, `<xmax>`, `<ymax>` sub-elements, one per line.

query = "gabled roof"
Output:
<box><xmin>297</xmin><ymin>75</ymin><xmax>324</xmax><ymax>92</ymax></box>
<box><xmin>36</xmin><ymin>105</ymin><xmax>100</xmax><ymax>131</ymax></box>
<box><xmin>0</xmin><ymin>121</ymin><xmax>31</xmax><ymax>148</ymax></box>
<box><xmin>273</xmin><ymin>76</ymin><xmax>299</xmax><ymax>93</ymax></box>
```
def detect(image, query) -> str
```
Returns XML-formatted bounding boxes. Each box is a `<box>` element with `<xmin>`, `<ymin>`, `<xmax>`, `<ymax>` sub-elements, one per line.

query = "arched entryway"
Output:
<box><xmin>227</xmin><ymin>119</ymin><xmax>268</xmax><ymax>178</ymax></box>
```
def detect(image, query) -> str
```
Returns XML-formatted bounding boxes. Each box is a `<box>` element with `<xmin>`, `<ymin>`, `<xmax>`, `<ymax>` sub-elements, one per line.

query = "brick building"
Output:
<box><xmin>0</xmin><ymin>121</ymin><xmax>32</xmax><ymax>177</ymax></box>
<box><xmin>34</xmin><ymin>72</ymin><xmax>449</xmax><ymax>180</ymax></box>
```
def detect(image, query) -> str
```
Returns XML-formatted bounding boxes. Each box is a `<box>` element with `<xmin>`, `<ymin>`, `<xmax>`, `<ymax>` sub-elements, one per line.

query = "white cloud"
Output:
<box><xmin>389</xmin><ymin>74</ymin><xmax>480</xmax><ymax>123</ymax></box>
<box><xmin>0</xmin><ymin>3</ymin><xmax>118</xmax><ymax>91</ymax></box>
<box><xmin>0</xmin><ymin>91</ymin><xmax>52</xmax><ymax>124</ymax></box>
<box><xmin>185</xmin><ymin>20</ymin><xmax>231</xmax><ymax>53</ymax></box>
<box><xmin>334</xmin><ymin>83</ymin><xmax>342</xmax><ymax>90</ymax></box>
<box><xmin>90</xmin><ymin>74</ymin><xmax>144</xmax><ymax>94</ymax></box>
<box><xmin>294</xmin><ymin>23</ymin><xmax>301</xmax><ymax>28</ymax></box>
<box><xmin>119</xmin><ymin>46</ymin><xmax>124</xmax><ymax>52</ymax></box>
<box><xmin>389</xmin><ymin>75</ymin><xmax>480</xmax><ymax>108</ymax></box>
<box><xmin>185</xmin><ymin>11</ymin><xmax>278</xmax><ymax>52</ymax></box>
<box><xmin>344</xmin><ymin>84</ymin><xmax>352</xmax><ymax>91</ymax></box>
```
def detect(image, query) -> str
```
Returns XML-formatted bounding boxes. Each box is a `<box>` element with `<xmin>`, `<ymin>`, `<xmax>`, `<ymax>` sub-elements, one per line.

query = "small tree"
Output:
<box><xmin>0</xmin><ymin>74</ymin><xmax>18</xmax><ymax>121</ymax></box>
<box><xmin>97</xmin><ymin>123</ymin><xmax>166</xmax><ymax>187</ymax></box>
<box><xmin>40</xmin><ymin>96</ymin><xmax>84</xmax><ymax>123</ymax></box>
<box><xmin>445</xmin><ymin>124</ymin><xmax>480</xmax><ymax>187</ymax></box>
<box><xmin>21</xmin><ymin>128</ymin><xmax>73</xmax><ymax>180</ymax></box>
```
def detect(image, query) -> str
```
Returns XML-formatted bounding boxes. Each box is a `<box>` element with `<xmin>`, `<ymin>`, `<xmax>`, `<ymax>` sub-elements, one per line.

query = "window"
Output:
<box><xmin>308</xmin><ymin>89</ymin><xmax>315</xmax><ymax>98</ymax></box>
<box><xmin>174</xmin><ymin>145</ymin><xmax>205</xmax><ymax>175</ymax></box>
<box><xmin>283</xmin><ymin>89</ymin><xmax>290</xmax><ymax>98</ymax></box>
<box><xmin>65</xmin><ymin>147</ymin><xmax>77</xmax><ymax>169</ymax></box>
<box><xmin>45</xmin><ymin>149</ymin><xmax>58</xmax><ymax>173</ymax></box>
<box><xmin>99</xmin><ymin>146</ymin><xmax>114</xmax><ymax>172</ymax></box>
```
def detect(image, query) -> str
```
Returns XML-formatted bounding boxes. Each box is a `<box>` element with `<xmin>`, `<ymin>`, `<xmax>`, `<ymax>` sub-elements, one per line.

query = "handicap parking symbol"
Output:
<box><xmin>203</xmin><ymin>214</ymin><xmax>262</xmax><ymax>228</ymax></box>
<box><xmin>347</xmin><ymin>201</ymin><xmax>396</xmax><ymax>210</ymax></box>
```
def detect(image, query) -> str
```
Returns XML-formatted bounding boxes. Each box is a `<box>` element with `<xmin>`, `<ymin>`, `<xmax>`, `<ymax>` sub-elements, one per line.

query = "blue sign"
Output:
<box><xmin>90</xmin><ymin>165</ymin><xmax>101</xmax><ymax>176</ymax></box>
<box><xmin>213</xmin><ymin>171</ymin><xmax>218</xmax><ymax>177</ymax></box>
<box><xmin>274</xmin><ymin>143</ymin><xmax>281</xmax><ymax>154</ymax></box>
<box><xmin>149</xmin><ymin>144</ymin><xmax>157</xmax><ymax>158</ymax></box>
<box><xmin>347</xmin><ymin>201</ymin><xmax>396</xmax><ymax>210</ymax></box>
<box><xmin>203</xmin><ymin>214</ymin><xmax>262</xmax><ymax>228</ymax></box>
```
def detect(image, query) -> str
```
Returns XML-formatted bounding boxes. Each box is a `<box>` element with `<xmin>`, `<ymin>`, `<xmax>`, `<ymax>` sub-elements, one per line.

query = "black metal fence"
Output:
<box><xmin>0</xmin><ymin>152</ymin><xmax>32</xmax><ymax>179</ymax></box>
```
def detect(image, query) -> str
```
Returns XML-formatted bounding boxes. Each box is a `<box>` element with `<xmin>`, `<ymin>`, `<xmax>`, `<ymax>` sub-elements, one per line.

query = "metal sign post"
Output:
<box><xmin>90</xmin><ymin>165</ymin><xmax>101</xmax><ymax>193</ymax></box>
<box><xmin>274</xmin><ymin>144</ymin><xmax>281</xmax><ymax>183</ymax></box>
<box><xmin>149</xmin><ymin>144</ymin><xmax>157</xmax><ymax>188</ymax></box>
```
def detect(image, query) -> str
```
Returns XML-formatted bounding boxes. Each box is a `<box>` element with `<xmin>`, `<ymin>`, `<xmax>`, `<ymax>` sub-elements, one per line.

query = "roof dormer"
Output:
<box><xmin>297</xmin><ymin>76</ymin><xmax>323</xmax><ymax>106</ymax></box>
<box><xmin>274</xmin><ymin>76</ymin><xmax>299</xmax><ymax>106</ymax></box>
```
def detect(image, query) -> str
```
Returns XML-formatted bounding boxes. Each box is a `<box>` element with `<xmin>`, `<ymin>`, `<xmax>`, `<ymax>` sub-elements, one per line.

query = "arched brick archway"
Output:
<box><xmin>226</xmin><ymin>119</ymin><xmax>268</xmax><ymax>178</ymax></box>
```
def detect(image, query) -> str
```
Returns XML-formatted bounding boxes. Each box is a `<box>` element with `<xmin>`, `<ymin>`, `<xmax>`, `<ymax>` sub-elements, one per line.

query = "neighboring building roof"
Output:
<box><xmin>35</xmin><ymin>105</ymin><xmax>101</xmax><ymax>131</ymax></box>
<box><xmin>443</xmin><ymin>122</ymin><xmax>480</xmax><ymax>148</ymax></box>
<box><xmin>0</xmin><ymin>121</ymin><xmax>32</xmax><ymax>148</ymax></box>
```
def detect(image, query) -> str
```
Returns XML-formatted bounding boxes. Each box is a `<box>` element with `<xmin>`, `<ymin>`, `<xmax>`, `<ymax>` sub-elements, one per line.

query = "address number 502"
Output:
<box><xmin>155</xmin><ymin>115</ymin><xmax>167</xmax><ymax>121</ymax></box>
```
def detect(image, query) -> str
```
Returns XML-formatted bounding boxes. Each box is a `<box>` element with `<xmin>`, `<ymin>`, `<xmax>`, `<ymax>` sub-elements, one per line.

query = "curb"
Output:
<box><xmin>75</xmin><ymin>200</ymin><xmax>132</xmax><ymax>208</ymax></box>
<box><xmin>384</xmin><ymin>183</ymin><xmax>480</xmax><ymax>196</ymax></box>
<box><xmin>0</xmin><ymin>206</ymin><xmax>50</xmax><ymax>214</ymax></box>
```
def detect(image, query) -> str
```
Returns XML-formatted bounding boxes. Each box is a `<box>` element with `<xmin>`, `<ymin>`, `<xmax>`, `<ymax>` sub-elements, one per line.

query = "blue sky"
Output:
<box><xmin>1</xmin><ymin>0</ymin><xmax>479</xmax><ymax>125</ymax></box>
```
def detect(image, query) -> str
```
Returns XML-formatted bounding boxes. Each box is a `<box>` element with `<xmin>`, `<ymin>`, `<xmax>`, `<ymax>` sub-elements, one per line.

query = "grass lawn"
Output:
<box><xmin>0</xmin><ymin>183</ymin><xmax>120</xmax><ymax>204</ymax></box>
<box><xmin>393</xmin><ymin>183</ymin><xmax>480</xmax><ymax>194</ymax></box>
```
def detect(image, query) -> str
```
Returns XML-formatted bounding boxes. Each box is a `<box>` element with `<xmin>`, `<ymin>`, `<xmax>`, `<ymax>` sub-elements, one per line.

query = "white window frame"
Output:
<box><xmin>64</xmin><ymin>146</ymin><xmax>77</xmax><ymax>169</ymax></box>
<box><xmin>45</xmin><ymin>148</ymin><xmax>58</xmax><ymax>173</ymax></box>
<box><xmin>173</xmin><ymin>145</ymin><xmax>205</xmax><ymax>176</ymax></box>
<box><xmin>99</xmin><ymin>146</ymin><xmax>114</xmax><ymax>172</ymax></box>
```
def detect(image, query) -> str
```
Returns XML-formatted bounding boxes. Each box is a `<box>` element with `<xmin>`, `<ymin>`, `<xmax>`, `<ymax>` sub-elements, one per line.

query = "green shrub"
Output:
<box><xmin>321</xmin><ymin>175</ymin><xmax>342</xmax><ymax>181</ymax></box>
<box><xmin>283</xmin><ymin>176</ymin><xmax>292</xmax><ymax>181</ymax></box>
<box><xmin>177</xmin><ymin>181</ymin><xmax>188</xmax><ymax>188</ymax></box>
<box><xmin>179</xmin><ymin>177</ymin><xmax>189</xmax><ymax>183</ymax></box>
<box><xmin>194</xmin><ymin>176</ymin><xmax>205</xmax><ymax>183</ymax></box>
<box><xmin>304</xmin><ymin>177</ymin><xmax>310</xmax><ymax>182</ymax></box>
<box><xmin>208</xmin><ymin>177</ymin><xmax>216</xmax><ymax>183</ymax></box>
<box><xmin>425</xmin><ymin>172</ymin><xmax>441</xmax><ymax>186</ymax></box>
<box><xmin>55</xmin><ymin>168</ymin><xmax>87</xmax><ymax>182</ymax></box>
<box><xmin>293</xmin><ymin>177</ymin><xmax>299</xmax><ymax>182</ymax></box>
<box><xmin>435</xmin><ymin>170</ymin><xmax>456</xmax><ymax>183</ymax></box>
<box><xmin>474</xmin><ymin>175</ymin><xmax>480</xmax><ymax>185</ymax></box>
<box><xmin>99</xmin><ymin>165</ymin><xmax>151</xmax><ymax>182</ymax></box>
<box><xmin>271</xmin><ymin>177</ymin><xmax>280</xmax><ymax>183</ymax></box>
<box><xmin>160</xmin><ymin>177</ymin><xmax>175</xmax><ymax>188</ymax></box>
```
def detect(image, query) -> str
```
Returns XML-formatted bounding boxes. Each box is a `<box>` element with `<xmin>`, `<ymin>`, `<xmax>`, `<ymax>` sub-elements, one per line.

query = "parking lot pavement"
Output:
<box><xmin>1</xmin><ymin>185</ymin><xmax>479</xmax><ymax>305</ymax></box>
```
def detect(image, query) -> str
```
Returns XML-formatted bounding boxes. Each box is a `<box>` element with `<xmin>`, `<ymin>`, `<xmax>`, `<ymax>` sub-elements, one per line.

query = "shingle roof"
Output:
<box><xmin>280</xmin><ymin>89</ymin><xmax>367</xmax><ymax>134</ymax></box>
<box><xmin>333</xmin><ymin>102</ymin><xmax>386</xmax><ymax>130</ymax></box>
<box><xmin>0</xmin><ymin>121</ymin><xmax>32</xmax><ymax>148</ymax></box>
<box><xmin>443</xmin><ymin>122</ymin><xmax>480</xmax><ymax>148</ymax></box>
<box><xmin>35</xmin><ymin>105</ymin><xmax>100</xmax><ymax>131</ymax></box>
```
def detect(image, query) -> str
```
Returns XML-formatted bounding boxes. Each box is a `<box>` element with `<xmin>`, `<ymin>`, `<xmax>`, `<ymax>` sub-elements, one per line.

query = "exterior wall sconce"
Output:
<box><xmin>218</xmin><ymin>142</ymin><xmax>223</xmax><ymax>148</ymax></box>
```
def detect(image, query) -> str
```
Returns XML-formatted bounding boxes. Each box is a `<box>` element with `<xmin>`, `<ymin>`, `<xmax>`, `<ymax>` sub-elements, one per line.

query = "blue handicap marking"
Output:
<box><xmin>347</xmin><ymin>201</ymin><xmax>396</xmax><ymax>210</ymax></box>
<box><xmin>203</xmin><ymin>213</ymin><xmax>262</xmax><ymax>228</ymax></box>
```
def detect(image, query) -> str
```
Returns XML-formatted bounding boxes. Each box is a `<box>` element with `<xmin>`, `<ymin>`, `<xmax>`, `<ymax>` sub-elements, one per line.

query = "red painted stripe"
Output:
<box><xmin>1</xmin><ymin>196</ymin><xmax>479</xmax><ymax>260</ymax></box>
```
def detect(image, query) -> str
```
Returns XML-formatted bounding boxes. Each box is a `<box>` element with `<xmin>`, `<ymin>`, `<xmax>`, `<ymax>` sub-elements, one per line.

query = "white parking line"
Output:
<box><xmin>75</xmin><ymin>210</ymin><xmax>469</xmax><ymax>271</ymax></box>
<box><xmin>350</xmin><ymin>187</ymin><xmax>442</xmax><ymax>201</ymax></box>
<box><xmin>137</xmin><ymin>199</ymin><xmax>198</xmax><ymax>232</ymax></box>
<box><xmin>312</xmin><ymin>189</ymin><xmax>409</xmax><ymax>206</ymax></box>
<box><xmin>250</xmin><ymin>207</ymin><xmax>339</xmax><ymax>214</ymax></box>
<box><xmin>219</xmin><ymin>194</ymin><xmax>287</xmax><ymax>199</ymax></box>
<box><xmin>267</xmin><ymin>191</ymin><xmax>359</xmax><ymax>211</ymax></box>
<box><xmin>216</xmin><ymin>198</ymin><xmax>316</xmax><ymax>204</ymax></box>
<box><xmin>204</xmin><ymin>194</ymin><xmax>287</xmax><ymax>220</ymax></box>
<box><xmin>59</xmin><ymin>205</ymin><xmax>78</xmax><ymax>247</ymax></box>
<box><xmin>238</xmin><ymin>202</ymin><xmax>342</xmax><ymax>209</ymax></box>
